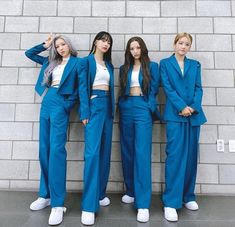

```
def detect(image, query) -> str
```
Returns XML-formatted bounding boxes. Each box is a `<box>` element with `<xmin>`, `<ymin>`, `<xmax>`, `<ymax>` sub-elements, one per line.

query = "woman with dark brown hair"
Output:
<box><xmin>118</xmin><ymin>36</ymin><xmax>160</xmax><ymax>223</ymax></box>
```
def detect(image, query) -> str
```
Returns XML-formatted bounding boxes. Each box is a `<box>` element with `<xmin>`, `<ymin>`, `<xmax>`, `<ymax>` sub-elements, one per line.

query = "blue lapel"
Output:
<box><xmin>183</xmin><ymin>56</ymin><xmax>191</xmax><ymax>76</ymax></box>
<box><xmin>125</xmin><ymin>65</ymin><xmax>133</xmax><ymax>95</ymax></box>
<box><xmin>138</xmin><ymin>67</ymin><xmax>143</xmax><ymax>86</ymax></box>
<box><xmin>105</xmin><ymin>61</ymin><xmax>115</xmax><ymax>116</ymax></box>
<box><xmin>105</xmin><ymin>61</ymin><xmax>114</xmax><ymax>88</ymax></box>
<box><xmin>169</xmin><ymin>54</ymin><xmax>191</xmax><ymax>78</ymax></box>
<box><xmin>88</xmin><ymin>54</ymin><xmax>96</xmax><ymax>85</ymax></box>
<box><xmin>169</xmin><ymin>54</ymin><xmax>183</xmax><ymax>77</ymax></box>
<box><xmin>59</xmin><ymin>56</ymin><xmax>77</xmax><ymax>86</ymax></box>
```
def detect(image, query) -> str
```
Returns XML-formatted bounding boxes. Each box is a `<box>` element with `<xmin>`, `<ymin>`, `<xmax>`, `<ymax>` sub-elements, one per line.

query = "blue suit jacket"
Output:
<box><xmin>25</xmin><ymin>43</ymin><xmax>81</xmax><ymax>101</ymax></box>
<box><xmin>119</xmin><ymin>61</ymin><xmax>161</xmax><ymax>121</ymax></box>
<box><xmin>160</xmin><ymin>54</ymin><xmax>207</xmax><ymax>126</ymax></box>
<box><xmin>78</xmin><ymin>54</ymin><xmax>115</xmax><ymax>120</ymax></box>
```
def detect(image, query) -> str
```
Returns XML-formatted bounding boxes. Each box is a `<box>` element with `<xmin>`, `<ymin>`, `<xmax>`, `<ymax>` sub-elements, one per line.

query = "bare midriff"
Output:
<box><xmin>51</xmin><ymin>80</ymin><xmax>60</xmax><ymax>87</ymax></box>
<box><xmin>92</xmin><ymin>85</ymin><xmax>109</xmax><ymax>91</ymax></box>
<box><xmin>129</xmin><ymin>86</ymin><xmax>143</xmax><ymax>96</ymax></box>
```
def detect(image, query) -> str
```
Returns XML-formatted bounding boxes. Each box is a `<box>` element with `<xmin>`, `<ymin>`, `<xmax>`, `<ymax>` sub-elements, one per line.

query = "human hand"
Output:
<box><xmin>179</xmin><ymin>106</ymin><xmax>192</xmax><ymax>117</ymax></box>
<box><xmin>43</xmin><ymin>33</ymin><xmax>54</xmax><ymax>48</ymax></box>
<box><xmin>82</xmin><ymin>119</ymin><xmax>89</xmax><ymax>126</ymax></box>
<box><xmin>188</xmin><ymin>107</ymin><xmax>195</xmax><ymax>114</ymax></box>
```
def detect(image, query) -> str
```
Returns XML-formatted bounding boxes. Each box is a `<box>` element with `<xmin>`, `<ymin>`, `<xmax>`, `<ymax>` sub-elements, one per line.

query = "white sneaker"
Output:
<box><xmin>99</xmin><ymin>197</ymin><xmax>110</xmax><ymax>206</ymax></box>
<box><xmin>137</xmin><ymin>209</ymin><xmax>149</xmax><ymax>222</ymax></box>
<box><xmin>81</xmin><ymin>211</ymin><xmax>95</xmax><ymax>225</ymax></box>
<box><xmin>121</xmin><ymin>195</ymin><xmax>134</xmax><ymax>204</ymax></box>
<box><xmin>48</xmin><ymin>207</ymin><xmax>66</xmax><ymax>226</ymax></box>
<box><xmin>164</xmin><ymin>207</ymin><xmax>178</xmax><ymax>222</ymax></box>
<box><xmin>30</xmin><ymin>197</ymin><xmax>51</xmax><ymax>211</ymax></box>
<box><xmin>184</xmin><ymin>201</ymin><xmax>199</xmax><ymax>211</ymax></box>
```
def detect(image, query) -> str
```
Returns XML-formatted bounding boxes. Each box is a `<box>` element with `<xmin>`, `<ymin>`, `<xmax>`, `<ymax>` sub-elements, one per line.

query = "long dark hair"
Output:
<box><xmin>43</xmin><ymin>35</ymin><xmax>77</xmax><ymax>85</ymax></box>
<box><xmin>90</xmin><ymin>31</ymin><xmax>113</xmax><ymax>63</ymax></box>
<box><xmin>120</xmin><ymin>36</ymin><xmax>151</xmax><ymax>96</ymax></box>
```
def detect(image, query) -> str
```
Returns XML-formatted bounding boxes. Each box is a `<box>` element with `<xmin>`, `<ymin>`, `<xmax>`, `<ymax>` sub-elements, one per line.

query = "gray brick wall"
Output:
<box><xmin>0</xmin><ymin>0</ymin><xmax>235</xmax><ymax>195</ymax></box>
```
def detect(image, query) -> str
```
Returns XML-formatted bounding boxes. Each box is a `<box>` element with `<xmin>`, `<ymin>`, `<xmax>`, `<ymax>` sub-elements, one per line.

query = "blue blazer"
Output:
<box><xmin>78</xmin><ymin>54</ymin><xmax>115</xmax><ymax>120</ymax></box>
<box><xmin>25</xmin><ymin>43</ymin><xmax>81</xmax><ymax>100</ymax></box>
<box><xmin>160</xmin><ymin>54</ymin><xmax>207</xmax><ymax>126</ymax></box>
<box><xmin>119</xmin><ymin>61</ymin><xmax>161</xmax><ymax>121</ymax></box>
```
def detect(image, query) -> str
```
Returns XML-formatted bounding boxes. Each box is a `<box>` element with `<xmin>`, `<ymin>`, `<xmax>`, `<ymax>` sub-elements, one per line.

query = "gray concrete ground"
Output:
<box><xmin>0</xmin><ymin>191</ymin><xmax>234</xmax><ymax>227</ymax></box>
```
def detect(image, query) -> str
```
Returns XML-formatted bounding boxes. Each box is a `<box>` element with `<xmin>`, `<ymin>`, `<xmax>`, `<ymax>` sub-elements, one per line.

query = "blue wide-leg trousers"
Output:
<box><xmin>119</xmin><ymin>96</ymin><xmax>153</xmax><ymax>209</ymax></box>
<box><xmin>162</xmin><ymin>121</ymin><xmax>200</xmax><ymax>209</ymax></box>
<box><xmin>38</xmin><ymin>87</ymin><xmax>71</xmax><ymax>207</ymax></box>
<box><xmin>82</xmin><ymin>90</ymin><xmax>113</xmax><ymax>212</ymax></box>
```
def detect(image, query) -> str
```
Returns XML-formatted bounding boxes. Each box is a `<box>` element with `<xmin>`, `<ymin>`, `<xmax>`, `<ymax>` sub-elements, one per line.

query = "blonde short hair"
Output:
<box><xmin>173</xmin><ymin>32</ymin><xmax>193</xmax><ymax>45</ymax></box>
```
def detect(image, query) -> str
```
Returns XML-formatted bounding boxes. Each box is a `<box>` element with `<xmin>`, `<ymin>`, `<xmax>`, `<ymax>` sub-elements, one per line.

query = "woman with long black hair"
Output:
<box><xmin>79</xmin><ymin>31</ymin><xmax>114</xmax><ymax>225</ymax></box>
<box><xmin>118</xmin><ymin>36</ymin><xmax>160</xmax><ymax>223</ymax></box>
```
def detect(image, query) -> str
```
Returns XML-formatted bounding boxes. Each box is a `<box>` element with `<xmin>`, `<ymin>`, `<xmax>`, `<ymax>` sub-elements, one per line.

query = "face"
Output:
<box><xmin>174</xmin><ymin>36</ymin><xmax>191</xmax><ymax>56</ymax></box>
<box><xmin>55</xmin><ymin>38</ymin><xmax>70</xmax><ymax>58</ymax></box>
<box><xmin>130</xmin><ymin>41</ymin><xmax>141</xmax><ymax>61</ymax></box>
<box><xmin>95</xmin><ymin>38</ymin><xmax>111</xmax><ymax>54</ymax></box>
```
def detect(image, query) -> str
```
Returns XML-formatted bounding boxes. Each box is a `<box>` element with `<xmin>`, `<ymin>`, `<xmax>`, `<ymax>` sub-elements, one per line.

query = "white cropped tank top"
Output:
<box><xmin>130</xmin><ymin>70</ymin><xmax>140</xmax><ymax>87</ymax></box>
<box><xmin>52</xmin><ymin>64</ymin><xmax>67</xmax><ymax>85</ymax></box>
<box><xmin>93</xmin><ymin>63</ymin><xmax>110</xmax><ymax>86</ymax></box>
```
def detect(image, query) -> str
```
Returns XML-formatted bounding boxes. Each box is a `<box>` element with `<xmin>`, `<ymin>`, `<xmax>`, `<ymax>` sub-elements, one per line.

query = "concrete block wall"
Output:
<box><xmin>0</xmin><ymin>0</ymin><xmax>235</xmax><ymax>195</ymax></box>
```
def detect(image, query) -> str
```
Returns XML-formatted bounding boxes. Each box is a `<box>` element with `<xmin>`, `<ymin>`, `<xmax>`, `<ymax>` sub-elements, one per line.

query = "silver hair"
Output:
<box><xmin>43</xmin><ymin>35</ymin><xmax>78</xmax><ymax>86</ymax></box>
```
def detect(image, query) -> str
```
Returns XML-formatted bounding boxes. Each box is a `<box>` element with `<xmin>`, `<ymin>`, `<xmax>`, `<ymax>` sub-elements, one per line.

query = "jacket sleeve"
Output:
<box><xmin>160</xmin><ymin>60</ymin><xmax>187</xmax><ymax>112</ymax></box>
<box><xmin>148</xmin><ymin>62</ymin><xmax>160</xmax><ymax>112</ymax></box>
<box><xmin>190</xmin><ymin>62</ymin><xmax>203</xmax><ymax>113</ymax></box>
<box><xmin>25</xmin><ymin>43</ymin><xmax>47</xmax><ymax>65</ymax></box>
<box><xmin>77</xmin><ymin>57</ymin><xmax>90</xmax><ymax>120</ymax></box>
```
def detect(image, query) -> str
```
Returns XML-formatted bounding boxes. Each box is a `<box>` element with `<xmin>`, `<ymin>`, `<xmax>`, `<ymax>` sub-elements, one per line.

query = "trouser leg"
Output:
<box><xmin>38</xmin><ymin>101</ymin><xmax>50</xmax><ymax>199</ymax></box>
<box><xmin>99</xmin><ymin>109</ymin><xmax>113</xmax><ymax>200</ymax></box>
<box><xmin>49</xmin><ymin>100</ymin><xmax>69</xmax><ymax>207</ymax></box>
<box><xmin>133</xmin><ymin>98</ymin><xmax>152</xmax><ymax>208</ymax></box>
<box><xmin>162</xmin><ymin>122</ymin><xmax>188</xmax><ymax>209</ymax></box>
<box><xmin>119</xmin><ymin>98</ymin><xmax>135</xmax><ymax>197</ymax></box>
<box><xmin>82</xmin><ymin>97</ymin><xmax>105</xmax><ymax>212</ymax></box>
<box><xmin>183</xmin><ymin>126</ymin><xmax>200</xmax><ymax>203</ymax></box>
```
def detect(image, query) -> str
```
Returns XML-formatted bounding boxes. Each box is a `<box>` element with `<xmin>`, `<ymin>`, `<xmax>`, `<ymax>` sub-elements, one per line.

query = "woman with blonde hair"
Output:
<box><xmin>160</xmin><ymin>32</ymin><xmax>207</xmax><ymax>222</ymax></box>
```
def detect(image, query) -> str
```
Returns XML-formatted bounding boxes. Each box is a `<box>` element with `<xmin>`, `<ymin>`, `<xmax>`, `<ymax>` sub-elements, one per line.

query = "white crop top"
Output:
<box><xmin>130</xmin><ymin>70</ymin><xmax>140</xmax><ymax>87</ymax></box>
<box><xmin>93</xmin><ymin>63</ymin><xmax>110</xmax><ymax>86</ymax></box>
<box><xmin>52</xmin><ymin>64</ymin><xmax>66</xmax><ymax>85</ymax></box>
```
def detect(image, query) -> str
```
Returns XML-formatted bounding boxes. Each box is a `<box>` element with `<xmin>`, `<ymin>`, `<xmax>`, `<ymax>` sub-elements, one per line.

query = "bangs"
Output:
<box><xmin>99</xmin><ymin>34</ymin><xmax>112</xmax><ymax>43</ymax></box>
<box><xmin>174</xmin><ymin>33</ymin><xmax>193</xmax><ymax>45</ymax></box>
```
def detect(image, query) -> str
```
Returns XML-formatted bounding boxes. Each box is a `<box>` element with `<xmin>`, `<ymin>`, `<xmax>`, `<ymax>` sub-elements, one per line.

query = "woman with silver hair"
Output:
<box><xmin>25</xmin><ymin>34</ymin><xmax>81</xmax><ymax>225</ymax></box>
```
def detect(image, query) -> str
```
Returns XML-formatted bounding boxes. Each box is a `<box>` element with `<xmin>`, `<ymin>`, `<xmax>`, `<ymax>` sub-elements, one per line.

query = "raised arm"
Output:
<box><xmin>25</xmin><ymin>34</ymin><xmax>54</xmax><ymax>65</ymax></box>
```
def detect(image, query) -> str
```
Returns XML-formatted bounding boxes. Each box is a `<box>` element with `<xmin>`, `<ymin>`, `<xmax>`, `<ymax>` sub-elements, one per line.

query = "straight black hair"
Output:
<box><xmin>89</xmin><ymin>31</ymin><xmax>113</xmax><ymax>63</ymax></box>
